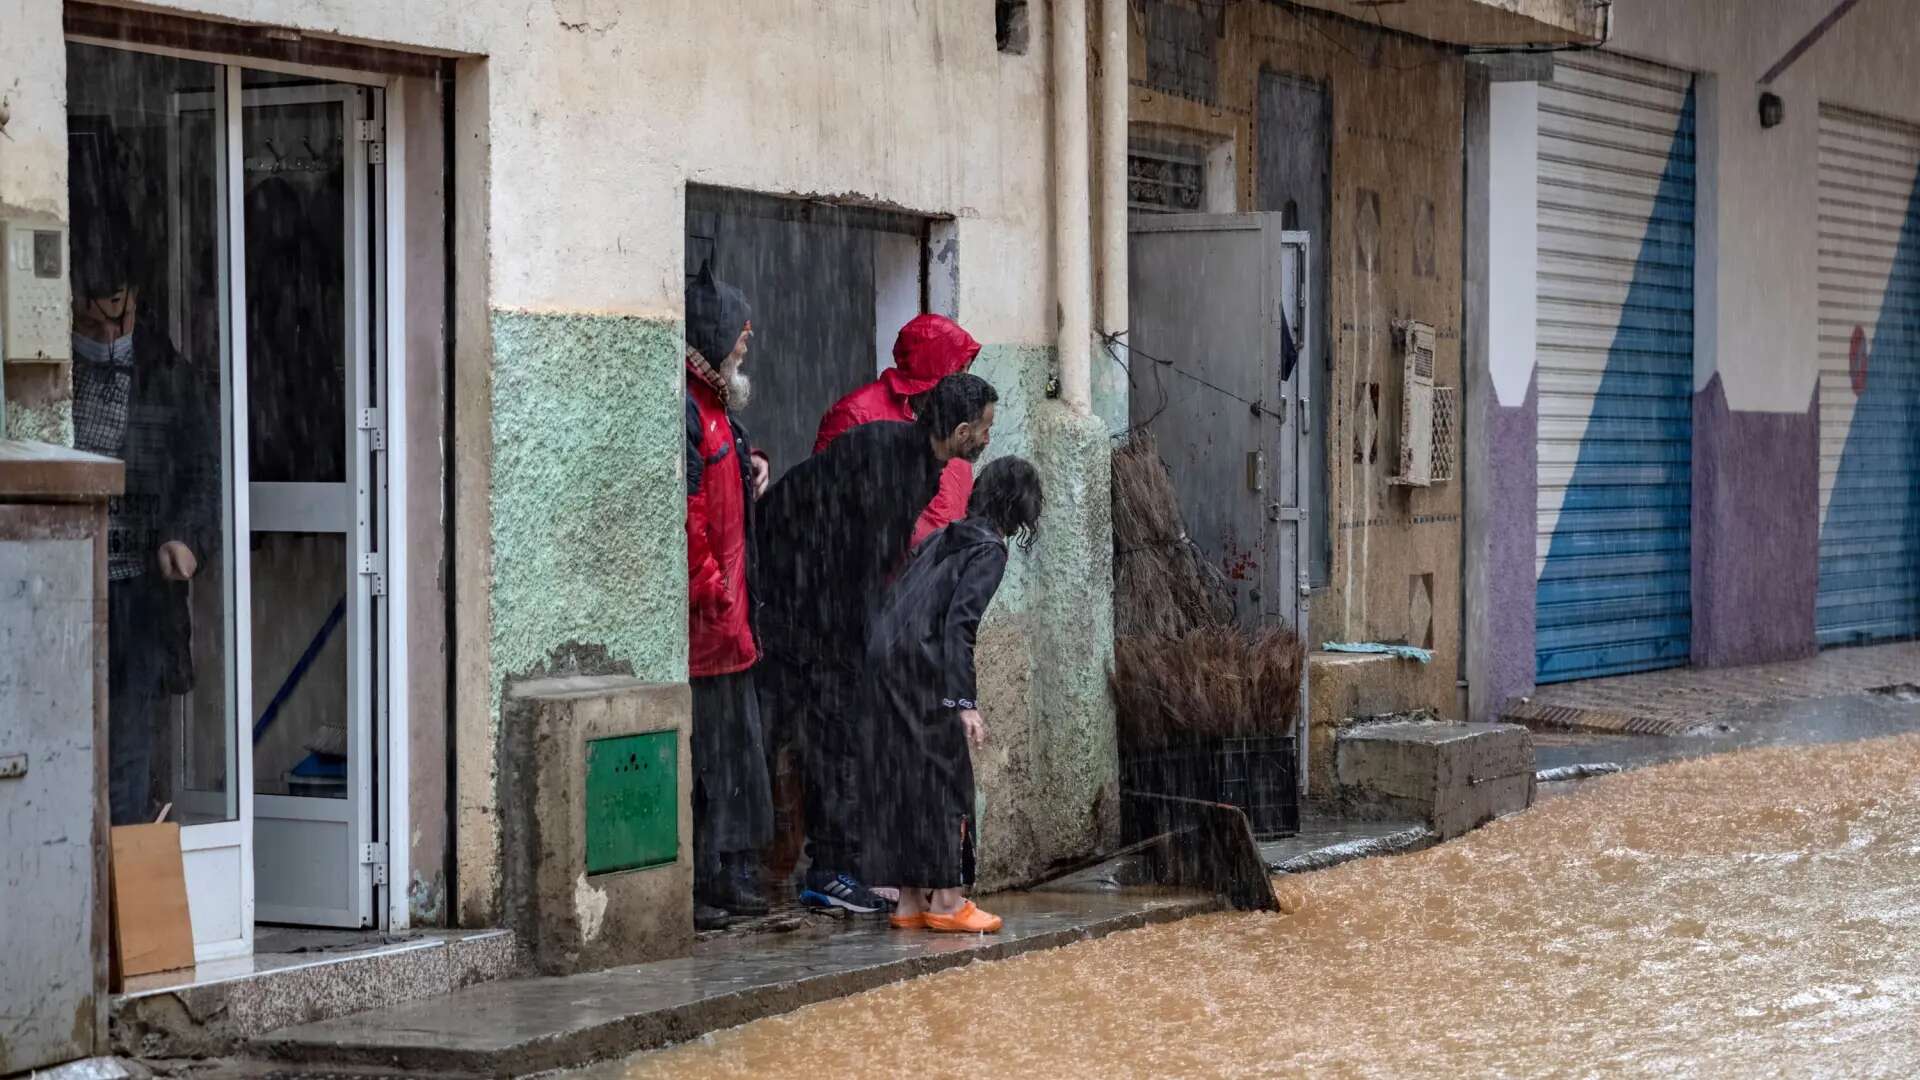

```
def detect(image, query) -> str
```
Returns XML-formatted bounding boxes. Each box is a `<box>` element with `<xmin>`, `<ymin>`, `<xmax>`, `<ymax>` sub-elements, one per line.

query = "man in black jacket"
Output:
<box><xmin>69</xmin><ymin>186</ymin><xmax>221</xmax><ymax>825</ymax></box>
<box><xmin>753</xmin><ymin>372</ymin><xmax>997</xmax><ymax>912</ymax></box>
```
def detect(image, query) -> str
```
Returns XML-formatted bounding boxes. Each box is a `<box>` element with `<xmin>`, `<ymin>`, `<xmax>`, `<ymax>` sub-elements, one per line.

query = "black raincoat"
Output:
<box><xmin>753</xmin><ymin>418</ymin><xmax>944</xmax><ymax>873</ymax></box>
<box><xmin>753</xmin><ymin>419</ymin><xmax>943</xmax><ymax>653</ymax></box>
<box><xmin>857</xmin><ymin>516</ymin><xmax>1008</xmax><ymax>888</ymax></box>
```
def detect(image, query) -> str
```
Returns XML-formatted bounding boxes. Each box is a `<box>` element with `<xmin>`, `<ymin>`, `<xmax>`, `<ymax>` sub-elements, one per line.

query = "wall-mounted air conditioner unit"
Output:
<box><xmin>1390</xmin><ymin>319</ymin><xmax>1454</xmax><ymax>487</ymax></box>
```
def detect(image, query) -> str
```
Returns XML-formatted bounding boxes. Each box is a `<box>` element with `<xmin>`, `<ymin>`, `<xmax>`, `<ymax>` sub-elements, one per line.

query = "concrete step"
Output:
<box><xmin>1259</xmin><ymin>807</ymin><xmax>1436</xmax><ymax>875</ymax></box>
<box><xmin>253</xmin><ymin>887</ymin><xmax>1215</xmax><ymax>1076</ymax></box>
<box><xmin>1334</xmin><ymin>721</ymin><xmax>1536</xmax><ymax>839</ymax></box>
<box><xmin>112</xmin><ymin>929</ymin><xmax>519</xmax><ymax>1061</ymax></box>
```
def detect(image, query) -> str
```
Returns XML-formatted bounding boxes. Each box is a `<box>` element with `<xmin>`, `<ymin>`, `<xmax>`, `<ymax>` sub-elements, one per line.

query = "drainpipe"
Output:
<box><xmin>1053</xmin><ymin>0</ymin><xmax>1093</xmax><ymax>416</ymax></box>
<box><xmin>1098</xmin><ymin>0</ymin><xmax>1128</xmax><ymax>353</ymax></box>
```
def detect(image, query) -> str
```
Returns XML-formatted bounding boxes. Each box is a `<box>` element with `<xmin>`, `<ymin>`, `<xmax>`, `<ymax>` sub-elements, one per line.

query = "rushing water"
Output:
<box><xmin>594</xmin><ymin>735</ymin><xmax>1920</xmax><ymax>1079</ymax></box>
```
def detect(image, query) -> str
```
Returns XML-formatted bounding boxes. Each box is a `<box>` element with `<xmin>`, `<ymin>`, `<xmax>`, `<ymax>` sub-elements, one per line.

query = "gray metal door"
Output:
<box><xmin>1128</xmin><ymin>213</ymin><xmax>1312</xmax><ymax>635</ymax></box>
<box><xmin>1129</xmin><ymin>213</ymin><xmax>1313</xmax><ymax>792</ymax></box>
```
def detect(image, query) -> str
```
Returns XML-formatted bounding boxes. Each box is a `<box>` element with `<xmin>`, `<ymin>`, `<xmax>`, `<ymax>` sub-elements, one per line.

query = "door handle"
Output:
<box><xmin>1299</xmin><ymin>395</ymin><xmax>1310</xmax><ymax>432</ymax></box>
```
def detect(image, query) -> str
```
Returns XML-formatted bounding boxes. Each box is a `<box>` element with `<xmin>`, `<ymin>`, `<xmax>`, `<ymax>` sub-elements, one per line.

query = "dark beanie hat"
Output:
<box><xmin>685</xmin><ymin>262</ymin><xmax>752</xmax><ymax>364</ymax></box>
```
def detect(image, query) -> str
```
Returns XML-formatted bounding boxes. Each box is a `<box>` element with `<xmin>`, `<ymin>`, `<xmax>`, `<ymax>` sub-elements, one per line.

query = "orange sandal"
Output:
<box><xmin>923</xmin><ymin>900</ymin><xmax>1002</xmax><ymax>934</ymax></box>
<box><xmin>889</xmin><ymin>911</ymin><xmax>928</xmax><ymax>930</ymax></box>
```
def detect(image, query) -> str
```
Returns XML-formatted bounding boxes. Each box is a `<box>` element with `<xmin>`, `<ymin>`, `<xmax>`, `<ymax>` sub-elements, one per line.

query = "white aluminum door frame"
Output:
<box><xmin>177</xmin><ymin>67</ymin><xmax>254</xmax><ymax>964</ymax></box>
<box><xmin>246</xmin><ymin>81</ymin><xmax>378</xmax><ymax>929</ymax></box>
<box><xmin>1279</xmin><ymin>230</ymin><xmax>1312</xmax><ymax>797</ymax></box>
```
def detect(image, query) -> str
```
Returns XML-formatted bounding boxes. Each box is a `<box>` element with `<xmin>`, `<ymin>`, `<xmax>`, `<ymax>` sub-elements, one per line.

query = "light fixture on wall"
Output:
<box><xmin>1759</xmin><ymin>92</ymin><xmax>1785</xmax><ymax>129</ymax></box>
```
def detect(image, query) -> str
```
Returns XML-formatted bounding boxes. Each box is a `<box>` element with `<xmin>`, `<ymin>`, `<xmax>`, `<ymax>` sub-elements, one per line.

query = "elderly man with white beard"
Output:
<box><xmin>682</xmin><ymin>262</ymin><xmax>775</xmax><ymax>929</ymax></box>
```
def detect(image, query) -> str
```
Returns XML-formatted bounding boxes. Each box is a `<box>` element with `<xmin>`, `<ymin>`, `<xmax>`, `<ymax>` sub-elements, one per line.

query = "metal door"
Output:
<box><xmin>1128</xmin><ymin>213</ymin><xmax>1313</xmax><ymax>784</ymax></box>
<box><xmin>1533</xmin><ymin>52</ymin><xmax>1697</xmax><ymax>683</ymax></box>
<box><xmin>1815</xmin><ymin>105</ymin><xmax>1920</xmax><ymax>646</ymax></box>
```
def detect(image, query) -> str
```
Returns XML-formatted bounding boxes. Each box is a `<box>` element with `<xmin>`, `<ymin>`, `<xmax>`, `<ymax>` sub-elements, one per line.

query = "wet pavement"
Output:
<box><xmin>254</xmin><ymin>887</ymin><xmax>1216</xmax><ymax>1075</ymax></box>
<box><xmin>1514</xmin><ymin>640</ymin><xmax>1919</xmax><ymax>736</ymax></box>
<box><xmin>1533</xmin><ymin>687</ymin><xmax>1920</xmax><ymax>779</ymax></box>
<box><xmin>582</xmin><ymin>707</ymin><xmax>1920</xmax><ymax>1078</ymax></box>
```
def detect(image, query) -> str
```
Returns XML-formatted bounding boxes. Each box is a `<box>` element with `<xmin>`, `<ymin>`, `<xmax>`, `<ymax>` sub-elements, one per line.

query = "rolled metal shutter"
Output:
<box><xmin>1816</xmin><ymin>106</ymin><xmax>1920</xmax><ymax>646</ymax></box>
<box><xmin>1534</xmin><ymin>53</ymin><xmax>1697</xmax><ymax>684</ymax></box>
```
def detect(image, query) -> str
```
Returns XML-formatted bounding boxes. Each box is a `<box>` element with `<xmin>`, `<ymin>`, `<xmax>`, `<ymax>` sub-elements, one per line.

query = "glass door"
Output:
<box><xmin>241</xmin><ymin>75</ymin><xmax>384</xmax><ymax>929</ymax></box>
<box><xmin>70</xmin><ymin>41</ymin><xmax>390</xmax><ymax>951</ymax></box>
<box><xmin>69</xmin><ymin>44</ymin><xmax>251</xmax><ymax>961</ymax></box>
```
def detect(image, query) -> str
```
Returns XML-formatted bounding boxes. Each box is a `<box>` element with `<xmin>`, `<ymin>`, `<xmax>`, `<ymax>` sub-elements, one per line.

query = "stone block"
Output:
<box><xmin>1305</xmin><ymin>650</ymin><xmax>1433</xmax><ymax>795</ymax></box>
<box><xmin>1334</xmin><ymin>721</ymin><xmax>1535</xmax><ymax>839</ymax></box>
<box><xmin>501</xmin><ymin>676</ymin><xmax>692</xmax><ymax>975</ymax></box>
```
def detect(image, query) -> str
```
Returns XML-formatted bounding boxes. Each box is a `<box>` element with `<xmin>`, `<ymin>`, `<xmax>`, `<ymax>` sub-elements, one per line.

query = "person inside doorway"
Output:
<box><xmin>813</xmin><ymin>313</ymin><xmax>983</xmax><ymax>549</ymax></box>
<box><xmin>69</xmin><ymin>170</ymin><xmax>221</xmax><ymax>826</ymax></box>
<box><xmin>863</xmin><ymin>455</ymin><xmax>1042</xmax><ymax>934</ymax></box>
<box><xmin>753</xmin><ymin>373</ymin><xmax>998</xmax><ymax>914</ymax></box>
<box><xmin>684</xmin><ymin>264</ymin><xmax>777</xmax><ymax>930</ymax></box>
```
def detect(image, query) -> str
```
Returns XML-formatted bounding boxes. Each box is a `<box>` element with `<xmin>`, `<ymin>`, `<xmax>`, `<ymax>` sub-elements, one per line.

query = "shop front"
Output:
<box><xmin>64</xmin><ymin>25</ymin><xmax>436</xmax><ymax>959</ymax></box>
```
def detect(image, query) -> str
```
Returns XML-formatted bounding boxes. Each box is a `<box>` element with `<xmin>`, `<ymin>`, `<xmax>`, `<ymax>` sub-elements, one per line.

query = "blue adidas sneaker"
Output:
<box><xmin>799</xmin><ymin>869</ymin><xmax>887</xmax><ymax>914</ymax></box>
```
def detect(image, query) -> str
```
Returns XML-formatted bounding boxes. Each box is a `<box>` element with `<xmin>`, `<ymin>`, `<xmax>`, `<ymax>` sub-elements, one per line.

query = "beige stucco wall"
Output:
<box><xmin>0</xmin><ymin>0</ymin><xmax>75</xmax><ymax>440</ymax></box>
<box><xmin>1127</xmin><ymin>5</ymin><xmax>1468</xmax><ymax>724</ymax></box>
<box><xmin>0</xmin><ymin>0</ymin><xmax>67</xmax><ymax>220</ymax></box>
<box><xmin>107</xmin><ymin>0</ymin><xmax>1058</xmax><ymax>339</ymax></box>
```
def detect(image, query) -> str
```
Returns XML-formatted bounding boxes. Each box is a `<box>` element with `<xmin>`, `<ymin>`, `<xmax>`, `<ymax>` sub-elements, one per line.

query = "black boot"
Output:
<box><xmin>713</xmin><ymin>854</ymin><xmax>772</xmax><ymax>916</ymax></box>
<box><xmin>694</xmin><ymin>901</ymin><xmax>734</xmax><ymax>932</ymax></box>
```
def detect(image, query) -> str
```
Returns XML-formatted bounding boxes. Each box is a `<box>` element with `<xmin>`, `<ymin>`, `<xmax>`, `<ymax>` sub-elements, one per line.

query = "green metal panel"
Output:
<box><xmin>584</xmin><ymin>730</ymin><xmax>678</xmax><ymax>875</ymax></box>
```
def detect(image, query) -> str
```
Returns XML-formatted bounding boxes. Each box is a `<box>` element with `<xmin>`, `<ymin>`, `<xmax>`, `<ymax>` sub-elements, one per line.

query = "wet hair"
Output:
<box><xmin>916</xmin><ymin>373</ymin><xmax>998</xmax><ymax>441</ymax></box>
<box><xmin>969</xmin><ymin>455</ymin><xmax>1043</xmax><ymax>552</ymax></box>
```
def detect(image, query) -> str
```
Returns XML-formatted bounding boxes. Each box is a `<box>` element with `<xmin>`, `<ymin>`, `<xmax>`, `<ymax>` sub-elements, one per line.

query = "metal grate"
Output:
<box><xmin>1430</xmin><ymin>386</ymin><xmax>1457</xmax><ymax>483</ymax></box>
<box><xmin>1128</xmin><ymin>147</ymin><xmax>1205</xmax><ymax>214</ymax></box>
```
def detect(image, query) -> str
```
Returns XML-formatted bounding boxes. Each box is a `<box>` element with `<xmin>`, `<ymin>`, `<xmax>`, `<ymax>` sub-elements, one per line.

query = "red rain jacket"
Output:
<box><xmin>685</xmin><ymin>371</ymin><xmax>762</xmax><ymax>677</ymax></box>
<box><xmin>813</xmin><ymin>314</ymin><xmax>983</xmax><ymax>547</ymax></box>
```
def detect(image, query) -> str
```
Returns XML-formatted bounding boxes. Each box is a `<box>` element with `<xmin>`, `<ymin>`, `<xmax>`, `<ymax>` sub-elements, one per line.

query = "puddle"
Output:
<box><xmin>596</xmin><ymin>734</ymin><xmax>1920</xmax><ymax>1079</ymax></box>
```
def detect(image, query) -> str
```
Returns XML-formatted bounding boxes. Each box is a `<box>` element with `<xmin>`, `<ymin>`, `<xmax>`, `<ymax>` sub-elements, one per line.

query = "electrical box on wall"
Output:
<box><xmin>2</xmin><ymin>220</ymin><xmax>72</xmax><ymax>364</ymax></box>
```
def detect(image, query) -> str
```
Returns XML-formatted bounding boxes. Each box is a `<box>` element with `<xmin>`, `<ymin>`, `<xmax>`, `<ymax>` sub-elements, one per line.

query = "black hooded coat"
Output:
<box><xmin>752</xmin><ymin>419</ymin><xmax>943</xmax><ymax>658</ymax></box>
<box><xmin>856</xmin><ymin>516</ymin><xmax>1008</xmax><ymax>888</ymax></box>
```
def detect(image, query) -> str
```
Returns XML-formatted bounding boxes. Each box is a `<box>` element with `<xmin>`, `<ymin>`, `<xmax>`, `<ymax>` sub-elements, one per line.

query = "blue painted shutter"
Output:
<box><xmin>1534</xmin><ymin>53</ymin><xmax>1697</xmax><ymax>683</ymax></box>
<box><xmin>1816</xmin><ymin>106</ymin><xmax>1920</xmax><ymax>646</ymax></box>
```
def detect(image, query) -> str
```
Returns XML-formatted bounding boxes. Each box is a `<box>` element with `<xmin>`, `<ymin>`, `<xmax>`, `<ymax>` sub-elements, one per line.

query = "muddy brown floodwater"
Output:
<box><xmin>603</xmin><ymin>736</ymin><xmax>1920</xmax><ymax>1079</ymax></box>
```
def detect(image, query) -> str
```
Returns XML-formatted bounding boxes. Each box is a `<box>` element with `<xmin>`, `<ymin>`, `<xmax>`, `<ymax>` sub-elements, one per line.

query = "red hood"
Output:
<box><xmin>880</xmin><ymin>314</ymin><xmax>982</xmax><ymax>398</ymax></box>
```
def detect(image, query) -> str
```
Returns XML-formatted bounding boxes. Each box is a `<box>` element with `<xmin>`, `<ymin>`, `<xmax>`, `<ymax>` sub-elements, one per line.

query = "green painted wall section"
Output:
<box><xmin>966</xmin><ymin>341</ymin><xmax>1121</xmax><ymax>887</ymax></box>
<box><xmin>479</xmin><ymin>327</ymin><xmax>1119</xmax><ymax>890</ymax></box>
<box><xmin>5</xmin><ymin>399</ymin><xmax>73</xmax><ymax>446</ymax></box>
<box><xmin>489</xmin><ymin>311</ymin><xmax>689</xmax><ymax>702</ymax></box>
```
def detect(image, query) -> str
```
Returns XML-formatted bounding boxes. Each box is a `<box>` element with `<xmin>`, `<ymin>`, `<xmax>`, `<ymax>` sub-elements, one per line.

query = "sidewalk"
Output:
<box><xmin>250</xmin><ymin>883</ymin><xmax>1216</xmax><ymax>1076</ymax></box>
<box><xmin>1505</xmin><ymin>641</ymin><xmax>1919</xmax><ymax>736</ymax></box>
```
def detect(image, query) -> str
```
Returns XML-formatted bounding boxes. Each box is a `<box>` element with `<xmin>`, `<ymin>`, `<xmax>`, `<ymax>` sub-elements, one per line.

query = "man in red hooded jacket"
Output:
<box><xmin>684</xmin><ymin>264</ymin><xmax>774</xmax><ymax>930</ymax></box>
<box><xmin>814</xmin><ymin>313</ymin><xmax>983</xmax><ymax>549</ymax></box>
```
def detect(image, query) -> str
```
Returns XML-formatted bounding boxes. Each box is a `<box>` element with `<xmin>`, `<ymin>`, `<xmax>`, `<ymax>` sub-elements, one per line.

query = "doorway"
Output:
<box><xmin>1257</xmin><ymin>70</ymin><xmax>1331</xmax><ymax>591</ymax></box>
<box><xmin>68</xmin><ymin>42</ymin><xmax>402</xmax><ymax>956</ymax></box>
<box><xmin>685</xmin><ymin>188</ymin><xmax>935</xmax><ymax>479</ymax></box>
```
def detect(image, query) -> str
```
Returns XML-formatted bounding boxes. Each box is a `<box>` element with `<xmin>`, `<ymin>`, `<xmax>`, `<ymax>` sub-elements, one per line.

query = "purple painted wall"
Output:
<box><xmin>1690</xmin><ymin>373</ymin><xmax>1819</xmax><ymax>668</ymax></box>
<box><xmin>1483</xmin><ymin>373</ymin><xmax>1538</xmax><ymax>714</ymax></box>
